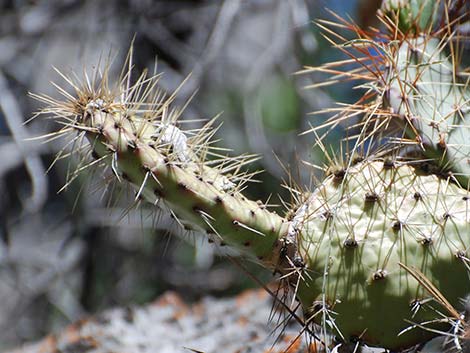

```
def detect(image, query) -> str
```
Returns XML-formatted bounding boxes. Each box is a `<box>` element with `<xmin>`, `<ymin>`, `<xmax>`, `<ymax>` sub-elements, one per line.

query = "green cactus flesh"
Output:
<box><xmin>98</xmin><ymin>110</ymin><xmax>290</xmax><ymax>262</ymax></box>
<box><xmin>381</xmin><ymin>0</ymin><xmax>437</xmax><ymax>33</ymax></box>
<box><xmin>293</xmin><ymin>159</ymin><xmax>470</xmax><ymax>349</ymax></box>
<box><xmin>386</xmin><ymin>36</ymin><xmax>470</xmax><ymax>188</ymax></box>
<box><xmin>34</xmin><ymin>41</ymin><xmax>470</xmax><ymax>350</ymax></box>
<box><xmin>35</xmin><ymin>80</ymin><xmax>289</xmax><ymax>266</ymax></box>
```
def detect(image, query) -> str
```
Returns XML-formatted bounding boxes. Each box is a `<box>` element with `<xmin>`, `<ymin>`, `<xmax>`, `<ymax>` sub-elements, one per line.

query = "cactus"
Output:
<box><xmin>382</xmin><ymin>0</ymin><xmax>437</xmax><ymax>33</ymax></box>
<box><xmin>295</xmin><ymin>0</ymin><xmax>470</xmax><ymax>348</ymax></box>
<box><xmin>385</xmin><ymin>35</ymin><xmax>470</xmax><ymax>187</ymax></box>
<box><xmin>293</xmin><ymin>159</ymin><xmax>470</xmax><ymax>349</ymax></box>
<box><xmin>32</xmin><ymin>63</ymin><xmax>288</xmax><ymax>267</ymax></box>
<box><xmin>32</xmin><ymin>0</ymin><xmax>470</xmax><ymax>351</ymax></box>
<box><xmin>377</xmin><ymin>0</ymin><xmax>470</xmax><ymax>189</ymax></box>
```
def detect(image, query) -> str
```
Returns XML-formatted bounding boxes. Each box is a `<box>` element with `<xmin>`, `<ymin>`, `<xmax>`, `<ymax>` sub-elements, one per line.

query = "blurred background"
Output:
<box><xmin>0</xmin><ymin>0</ymin><xmax>381</xmax><ymax>350</ymax></box>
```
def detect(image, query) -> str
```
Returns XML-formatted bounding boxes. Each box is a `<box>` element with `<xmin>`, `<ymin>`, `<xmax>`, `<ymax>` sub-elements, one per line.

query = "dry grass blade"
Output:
<box><xmin>398</xmin><ymin>262</ymin><xmax>461</xmax><ymax>320</ymax></box>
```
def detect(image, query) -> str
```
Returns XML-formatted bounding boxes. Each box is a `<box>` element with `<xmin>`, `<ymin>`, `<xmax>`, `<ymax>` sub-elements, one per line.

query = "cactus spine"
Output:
<box><xmin>34</xmin><ymin>0</ymin><xmax>470</xmax><ymax>351</ymax></box>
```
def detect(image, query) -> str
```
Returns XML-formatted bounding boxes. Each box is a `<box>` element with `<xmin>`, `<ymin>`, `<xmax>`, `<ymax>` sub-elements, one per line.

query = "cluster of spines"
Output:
<box><xmin>32</xmin><ymin>52</ymin><xmax>293</xmax><ymax>267</ymax></box>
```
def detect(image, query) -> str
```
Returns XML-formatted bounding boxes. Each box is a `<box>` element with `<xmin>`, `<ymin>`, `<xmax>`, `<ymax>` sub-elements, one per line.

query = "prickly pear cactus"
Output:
<box><xmin>32</xmin><ymin>67</ymin><xmax>288</xmax><ymax>267</ymax></box>
<box><xmin>34</xmin><ymin>62</ymin><xmax>470</xmax><ymax>352</ymax></box>
<box><xmin>385</xmin><ymin>35</ymin><xmax>470</xmax><ymax>188</ymax></box>
<box><xmin>291</xmin><ymin>0</ymin><xmax>470</xmax><ymax>349</ymax></box>
<box><xmin>33</xmin><ymin>0</ymin><xmax>470</xmax><ymax>351</ymax></box>
<box><xmin>292</xmin><ymin>159</ymin><xmax>470</xmax><ymax>349</ymax></box>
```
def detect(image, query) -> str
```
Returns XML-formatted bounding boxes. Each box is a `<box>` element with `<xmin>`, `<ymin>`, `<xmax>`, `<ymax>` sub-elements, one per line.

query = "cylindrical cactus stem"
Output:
<box><xmin>288</xmin><ymin>158</ymin><xmax>470</xmax><ymax>350</ymax></box>
<box><xmin>34</xmin><ymin>69</ymin><xmax>289</xmax><ymax>267</ymax></box>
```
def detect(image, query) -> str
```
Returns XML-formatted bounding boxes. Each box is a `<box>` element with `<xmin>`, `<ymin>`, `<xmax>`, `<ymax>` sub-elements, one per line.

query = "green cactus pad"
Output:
<box><xmin>293</xmin><ymin>159</ymin><xmax>470</xmax><ymax>349</ymax></box>
<box><xmin>386</xmin><ymin>36</ymin><xmax>470</xmax><ymax>188</ymax></box>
